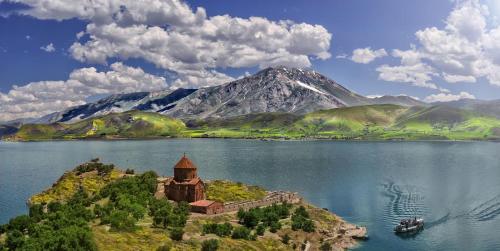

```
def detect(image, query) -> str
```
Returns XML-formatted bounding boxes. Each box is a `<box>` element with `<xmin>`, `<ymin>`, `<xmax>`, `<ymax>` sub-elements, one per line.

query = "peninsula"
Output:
<box><xmin>0</xmin><ymin>155</ymin><xmax>367</xmax><ymax>251</ymax></box>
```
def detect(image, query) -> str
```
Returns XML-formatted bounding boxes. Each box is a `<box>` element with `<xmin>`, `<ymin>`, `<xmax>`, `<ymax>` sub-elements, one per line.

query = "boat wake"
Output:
<box><xmin>467</xmin><ymin>195</ymin><xmax>500</xmax><ymax>222</ymax></box>
<box><xmin>382</xmin><ymin>181</ymin><xmax>500</xmax><ymax>231</ymax></box>
<box><xmin>381</xmin><ymin>181</ymin><xmax>428</xmax><ymax>226</ymax></box>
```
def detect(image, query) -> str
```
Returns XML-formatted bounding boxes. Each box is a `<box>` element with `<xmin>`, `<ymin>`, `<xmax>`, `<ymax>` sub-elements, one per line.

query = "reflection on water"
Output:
<box><xmin>1</xmin><ymin>140</ymin><xmax>500</xmax><ymax>250</ymax></box>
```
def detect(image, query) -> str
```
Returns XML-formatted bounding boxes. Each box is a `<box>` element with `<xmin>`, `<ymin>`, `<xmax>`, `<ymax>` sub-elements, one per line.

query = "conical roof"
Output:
<box><xmin>174</xmin><ymin>154</ymin><xmax>197</xmax><ymax>169</ymax></box>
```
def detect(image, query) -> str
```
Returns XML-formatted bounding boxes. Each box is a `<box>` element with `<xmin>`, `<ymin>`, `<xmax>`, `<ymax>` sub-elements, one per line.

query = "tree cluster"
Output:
<box><xmin>202</xmin><ymin>222</ymin><xmax>233</xmax><ymax>237</ymax></box>
<box><xmin>291</xmin><ymin>206</ymin><xmax>315</xmax><ymax>232</ymax></box>
<box><xmin>236</xmin><ymin>202</ymin><xmax>291</xmax><ymax>233</ymax></box>
<box><xmin>1</xmin><ymin>189</ymin><xmax>96</xmax><ymax>250</ymax></box>
<box><xmin>0</xmin><ymin>169</ymin><xmax>192</xmax><ymax>250</ymax></box>
<box><xmin>75</xmin><ymin>160</ymin><xmax>114</xmax><ymax>176</ymax></box>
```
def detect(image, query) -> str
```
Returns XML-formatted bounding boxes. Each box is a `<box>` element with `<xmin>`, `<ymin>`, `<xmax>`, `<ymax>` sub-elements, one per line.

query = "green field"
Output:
<box><xmin>6</xmin><ymin>104</ymin><xmax>500</xmax><ymax>141</ymax></box>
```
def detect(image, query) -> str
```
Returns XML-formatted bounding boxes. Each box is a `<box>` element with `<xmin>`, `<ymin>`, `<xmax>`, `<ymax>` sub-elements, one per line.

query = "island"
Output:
<box><xmin>0</xmin><ymin>155</ymin><xmax>367</xmax><ymax>251</ymax></box>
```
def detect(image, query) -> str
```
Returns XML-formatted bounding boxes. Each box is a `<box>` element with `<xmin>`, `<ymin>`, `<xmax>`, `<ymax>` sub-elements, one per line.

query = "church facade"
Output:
<box><xmin>164</xmin><ymin>154</ymin><xmax>205</xmax><ymax>203</ymax></box>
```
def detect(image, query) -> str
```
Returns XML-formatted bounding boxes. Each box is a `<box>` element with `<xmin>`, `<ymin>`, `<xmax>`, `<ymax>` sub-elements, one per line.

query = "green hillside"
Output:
<box><xmin>11</xmin><ymin>111</ymin><xmax>186</xmax><ymax>141</ymax></box>
<box><xmin>7</xmin><ymin>105</ymin><xmax>500</xmax><ymax>141</ymax></box>
<box><xmin>188</xmin><ymin>104</ymin><xmax>500</xmax><ymax>140</ymax></box>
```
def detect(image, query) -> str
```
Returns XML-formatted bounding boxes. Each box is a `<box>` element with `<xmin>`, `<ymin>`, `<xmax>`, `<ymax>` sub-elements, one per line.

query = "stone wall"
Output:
<box><xmin>223</xmin><ymin>191</ymin><xmax>301</xmax><ymax>212</ymax></box>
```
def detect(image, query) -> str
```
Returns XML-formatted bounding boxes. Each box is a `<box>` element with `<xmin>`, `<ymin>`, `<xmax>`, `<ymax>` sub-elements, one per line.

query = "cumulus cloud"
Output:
<box><xmin>40</xmin><ymin>43</ymin><xmax>55</xmax><ymax>52</ymax></box>
<box><xmin>424</xmin><ymin>91</ymin><xmax>475</xmax><ymax>103</ymax></box>
<box><xmin>377</xmin><ymin>62</ymin><xmax>438</xmax><ymax>89</ymax></box>
<box><xmin>350</xmin><ymin>47</ymin><xmax>387</xmax><ymax>64</ymax></box>
<box><xmin>375</xmin><ymin>0</ymin><xmax>500</xmax><ymax>90</ymax></box>
<box><xmin>0</xmin><ymin>63</ymin><xmax>168</xmax><ymax>121</ymax></box>
<box><xmin>11</xmin><ymin>0</ymin><xmax>332</xmax><ymax>88</ymax></box>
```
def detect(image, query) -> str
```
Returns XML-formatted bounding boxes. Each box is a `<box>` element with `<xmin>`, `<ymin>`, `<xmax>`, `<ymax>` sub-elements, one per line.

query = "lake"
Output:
<box><xmin>1</xmin><ymin>139</ymin><xmax>500</xmax><ymax>250</ymax></box>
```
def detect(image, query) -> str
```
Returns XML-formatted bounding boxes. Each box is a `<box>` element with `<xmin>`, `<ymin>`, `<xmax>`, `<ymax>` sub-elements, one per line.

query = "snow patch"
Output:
<box><xmin>294</xmin><ymin>81</ymin><xmax>327</xmax><ymax>95</ymax></box>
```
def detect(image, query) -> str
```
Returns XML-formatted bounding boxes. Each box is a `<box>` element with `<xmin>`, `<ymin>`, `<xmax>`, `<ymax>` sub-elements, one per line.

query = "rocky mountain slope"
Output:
<box><xmin>163</xmin><ymin>66</ymin><xmax>370</xmax><ymax>119</ymax></box>
<box><xmin>9</xmin><ymin>66</ymin><xmax>423</xmax><ymax>125</ymax></box>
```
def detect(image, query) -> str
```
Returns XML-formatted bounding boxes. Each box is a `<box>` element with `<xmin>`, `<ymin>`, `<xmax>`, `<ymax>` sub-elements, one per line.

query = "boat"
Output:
<box><xmin>394</xmin><ymin>218</ymin><xmax>424</xmax><ymax>234</ymax></box>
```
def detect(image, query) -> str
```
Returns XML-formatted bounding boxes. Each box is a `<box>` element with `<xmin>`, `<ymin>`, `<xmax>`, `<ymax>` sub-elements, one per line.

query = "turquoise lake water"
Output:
<box><xmin>1</xmin><ymin>139</ymin><xmax>500</xmax><ymax>250</ymax></box>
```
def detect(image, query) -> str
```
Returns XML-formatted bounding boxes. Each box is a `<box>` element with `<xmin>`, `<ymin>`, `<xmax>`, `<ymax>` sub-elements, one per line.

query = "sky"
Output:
<box><xmin>0</xmin><ymin>0</ymin><xmax>500</xmax><ymax>121</ymax></box>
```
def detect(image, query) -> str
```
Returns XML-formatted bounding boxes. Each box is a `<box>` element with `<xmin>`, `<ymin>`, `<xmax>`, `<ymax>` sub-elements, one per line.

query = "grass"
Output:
<box><xmin>29</xmin><ymin>167</ymin><xmax>122</xmax><ymax>205</ymax></box>
<box><xmin>206</xmin><ymin>180</ymin><xmax>267</xmax><ymax>203</ymax></box>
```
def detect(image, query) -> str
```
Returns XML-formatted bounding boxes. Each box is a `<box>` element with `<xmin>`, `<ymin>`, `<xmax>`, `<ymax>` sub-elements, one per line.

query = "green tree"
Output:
<box><xmin>170</xmin><ymin>227</ymin><xmax>184</xmax><ymax>241</ymax></box>
<box><xmin>256</xmin><ymin>224</ymin><xmax>265</xmax><ymax>236</ymax></box>
<box><xmin>302</xmin><ymin>219</ymin><xmax>315</xmax><ymax>233</ymax></box>
<box><xmin>29</xmin><ymin>204</ymin><xmax>44</xmax><ymax>222</ymax></box>
<box><xmin>108</xmin><ymin>210</ymin><xmax>137</xmax><ymax>232</ymax></box>
<box><xmin>241</xmin><ymin>210</ymin><xmax>259</xmax><ymax>229</ymax></box>
<box><xmin>5</xmin><ymin>230</ymin><xmax>25</xmax><ymax>250</ymax></box>
<box><xmin>8</xmin><ymin>215</ymin><xmax>32</xmax><ymax>232</ymax></box>
<box><xmin>231</xmin><ymin>226</ymin><xmax>251</xmax><ymax>240</ymax></box>
<box><xmin>201</xmin><ymin>239</ymin><xmax>219</xmax><ymax>251</ymax></box>
<box><xmin>269</xmin><ymin>221</ymin><xmax>281</xmax><ymax>233</ymax></box>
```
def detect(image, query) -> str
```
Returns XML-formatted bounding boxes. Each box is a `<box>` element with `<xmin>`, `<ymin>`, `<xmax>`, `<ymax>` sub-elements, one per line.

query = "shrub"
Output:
<box><xmin>202</xmin><ymin>222</ymin><xmax>232</xmax><ymax>237</ymax></box>
<box><xmin>170</xmin><ymin>227</ymin><xmax>184</xmax><ymax>241</ymax></box>
<box><xmin>8</xmin><ymin>215</ymin><xmax>32</xmax><ymax>232</ymax></box>
<box><xmin>231</xmin><ymin>226</ymin><xmax>251</xmax><ymax>240</ymax></box>
<box><xmin>5</xmin><ymin>230</ymin><xmax>25</xmax><ymax>250</ymax></box>
<box><xmin>269</xmin><ymin>221</ymin><xmax>281</xmax><ymax>233</ymax></box>
<box><xmin>125</xmin><ymin>168</ymin><xmax>135</xmax><ymax>175</ymax></box>
<box><xmin>108</xmin><ymin>210</ymin><xmax>137</xmax><ymax>232</ymax></box>
<box><xmin>29</xmin><ymin>204</ymin><xmax>44</xmax><ymax>222</ymax></box>
<box><xmin>320</xmin><ymin>242</ymin><xmax>332</xmax><ymax>251</ymax></box>
<box><xmin>281</xmin><ymin>234</ymin><xmax>290</xmax><ymax>244</ymax></box>
<box><xmin>156</xmin><ymin>243</ymin><xmax>172</xmax><ymax>251</ymax></box>
<box><xmin>256</xmin><ymin>224</ymin><xmax>265</xmax><ymax>236</ymax></box>
<box><xmin>302</xmin><ymin>219</ymin><xmax>315</xmax><ymax>233</ymax></box>
<box><xmin>201</xmin><ymin>239</ymin><xmax>219</xmax><ymax>251</ymax></box>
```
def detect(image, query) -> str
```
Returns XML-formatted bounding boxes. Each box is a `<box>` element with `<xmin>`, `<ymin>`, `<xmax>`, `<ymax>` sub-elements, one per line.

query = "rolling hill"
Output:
<box><xmin>9</xmin><ymin>111</ymin><xmax>186</xmax><ymax>141</ymax></box>
<box><xmin>6</xmin><ymin>104</ymin><xmax>500</xmax><ymax>141</ymax></box>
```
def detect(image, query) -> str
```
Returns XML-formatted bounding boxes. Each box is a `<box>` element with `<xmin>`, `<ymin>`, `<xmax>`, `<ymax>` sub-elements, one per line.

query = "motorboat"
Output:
<box><xmin>394</xmin><ymin>218</ymin><xmax>424</xmax><ymax>234</ymax></box>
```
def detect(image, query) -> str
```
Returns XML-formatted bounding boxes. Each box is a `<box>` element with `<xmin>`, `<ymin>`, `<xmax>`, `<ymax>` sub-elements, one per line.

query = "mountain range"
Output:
<box><xmin>2</xmin><ymin>66</ymin><xmax>500</xmax><ymax>141</ymax></box>
<box><xmin>21</xmin><ymin>66</ymin><xmax>424</xmax><ymax>124</ymax></box>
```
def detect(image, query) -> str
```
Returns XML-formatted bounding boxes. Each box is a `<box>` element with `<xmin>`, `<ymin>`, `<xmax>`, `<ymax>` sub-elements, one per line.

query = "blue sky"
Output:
<box><xmin>0</xmin><ymin>0</ymin><xmax>499</xmax><ymax>120</ymax></box>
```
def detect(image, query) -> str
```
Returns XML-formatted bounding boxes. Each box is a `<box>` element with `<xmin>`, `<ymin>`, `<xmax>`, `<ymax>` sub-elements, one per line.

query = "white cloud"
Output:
<box><xmin>366</xmin><ymin>94</ymin><xmax>383</xmax><ymax>99</ymax></box>
<box><xmin>377</xmin><ymin>63</ymin><xmax>438</xmax><ymax>89</ymax></box>
<box><xmin>336</xmin><ymin>53</ymin><xmax>348</xmax><ymax>59</ymax></box>
<box><xmin>40</xmin><ymin>43</ymin><xmax>55</xmax><ymax>52</ymax></box>
<box><xmin>442</xmin><ymin>73</ymin><xmax>476</xmax><ymax>83</ymax></box>
<box><xmin>424</xmin><ymin>91</ymin><xmax>475</xmax><ymax>103</ymax></box>
<box><xmin>25</xmin><ymin>35</ymin><xmax>31</xmax><ymax>40</ymax></box>
<box><xmin>11</xmin><ymin>0</ymin><xmax>332</xmax><ymax>88</ymax></box>
<box><xmin>350</xmin><ymin>47</ymin><xmax>387</xmax><ymax>64</ymax></box>
<box><xmin>375</xmin><ymin>0</ymin><xmax>500</xmax><ymax>89</ymax></box>
<box><xmin>0</xmin><ymin>63</ymin><xmax>168</xmax><ymax>121</ymax></box>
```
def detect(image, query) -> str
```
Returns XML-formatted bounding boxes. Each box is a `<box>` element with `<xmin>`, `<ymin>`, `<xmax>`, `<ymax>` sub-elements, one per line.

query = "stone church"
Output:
<box><xmin>163</xmin><ymin>154</ymin><xmax>205</xmax><ymax>202</ymax></box>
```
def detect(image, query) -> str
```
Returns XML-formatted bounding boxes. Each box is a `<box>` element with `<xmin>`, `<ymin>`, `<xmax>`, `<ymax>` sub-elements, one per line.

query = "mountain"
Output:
<box><xmin>433</xmin><ymin>99</ymin><xmax>500</xmax><ymax>119</ymax></box>
<box><xmin>38</xmin><ymin>88</ymin><xmax>197</xmax><ymax>124</ymax></box>
<box><xmin>163</xmin><ymin>66</ymin><xmax>370</xmax><ymax>119</ymax></box>
<box><xmin>369</xmin><ymin>95</ymin><xmax>425</xmax><ymax>107</ymax></box>
<box><xmin>8</xmin><ymin>66</ymin><xmax>423</xmax><ymax>125</ymax></box>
